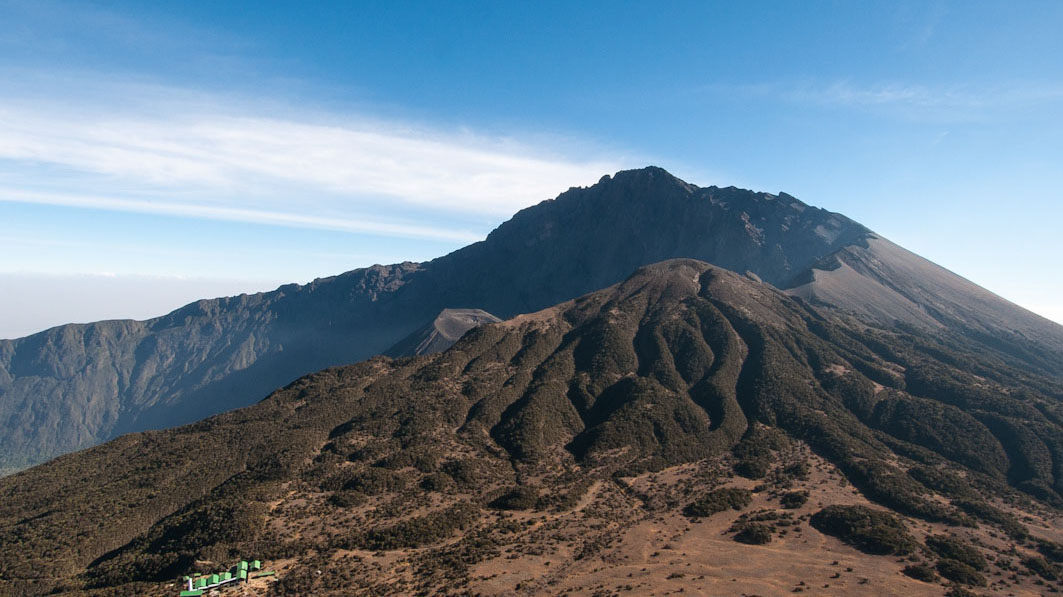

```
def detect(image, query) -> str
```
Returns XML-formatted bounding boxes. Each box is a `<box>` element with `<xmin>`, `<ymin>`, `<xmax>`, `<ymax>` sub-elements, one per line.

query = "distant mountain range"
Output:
<box><xmin>2</xmin><ymin>166</ymin><xmax>1061</xmax><ymax>474</ymax></box>
<box><xmin>4</xmin><ymin>259</ymin><xmax>1063</xmax><ymax>595</ymax></box>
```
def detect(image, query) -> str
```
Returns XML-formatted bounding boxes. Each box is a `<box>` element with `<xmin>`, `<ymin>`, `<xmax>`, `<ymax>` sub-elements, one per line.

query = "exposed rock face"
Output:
<box><xmin>2</xmin><ymin>260</ymin><xmax>1061</xmax><ymax>595</ymax></box>
<box><xmin>1</xmin><ymin>166</ymin><xmax>1061</xmax><ymax>473</ymax></box>
<box><xmin>0</xmin><ymin>262</ymin><xmax>429</xmax><ymax>474</ymax></box>
<box><xmin>385</xmin><ymin>308</ymin><xmax>501</xmax><ymax>357</ymax></box>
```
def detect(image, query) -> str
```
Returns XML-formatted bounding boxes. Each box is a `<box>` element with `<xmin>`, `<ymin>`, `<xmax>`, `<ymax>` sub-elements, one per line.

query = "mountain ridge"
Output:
<box><xmin>2</xmin><ymin>166</ymin><xmax>1061</xmax><ymax>474</ymax></box>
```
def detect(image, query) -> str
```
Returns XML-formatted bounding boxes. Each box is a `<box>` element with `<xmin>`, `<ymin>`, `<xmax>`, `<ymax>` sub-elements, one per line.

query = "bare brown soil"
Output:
<box><xmin>132</xmin><ymin>444</ymin><xmax>1062</xmax><ymax>597</ymax></box>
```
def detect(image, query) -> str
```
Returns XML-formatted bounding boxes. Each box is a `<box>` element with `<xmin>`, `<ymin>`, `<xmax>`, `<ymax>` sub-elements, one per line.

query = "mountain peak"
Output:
<box><xmin>598</xmin><ymin>165</ymin><xmax>694</xmax><ymax>192</ymax></box>
<box><xmin>2</xmin><ymin>167</ymin><xmax>1061</xmax><ymax>481</ymax></box>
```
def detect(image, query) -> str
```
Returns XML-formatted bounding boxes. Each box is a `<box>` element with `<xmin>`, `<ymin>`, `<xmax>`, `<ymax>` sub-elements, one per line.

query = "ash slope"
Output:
<box><xmin>785</xmin><ymin>235</ymin><xmax>1063</xmax><ymax>373</ymax></box>
<box><xmin>384</xmin><ymin>308</ymin><xmax>500</xmax><ymax>357</ymax></box>
<box><xmin>2</xmin><ymin>260</ymin><xmax>1062</xmax><ymax>595</ymax></box>
<box><xmin>2</xmin><ymin>167</ymin><xmax>1062</xmax><ymax>475</ymax></box>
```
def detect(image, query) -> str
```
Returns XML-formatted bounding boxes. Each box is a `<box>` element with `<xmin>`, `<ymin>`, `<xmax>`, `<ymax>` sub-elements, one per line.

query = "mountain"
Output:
<box><xmin>384</xmin><ymin>308</ymin><xmax>500</xmax><ymax>357</ymax></box>
<box><xmin>3</xmin><ymin>260</ymin><xmax>1062</xmax><ymax>596</ymax></box>
<box><xmin>786</xmin><ymin>236</ymin><xmax>1063</xmax><ymax>373</ymax></box>
<box><xmin>3</xmin><ymin>166</ymin><xmax>1062</xmax><ymax>474</ymax></box>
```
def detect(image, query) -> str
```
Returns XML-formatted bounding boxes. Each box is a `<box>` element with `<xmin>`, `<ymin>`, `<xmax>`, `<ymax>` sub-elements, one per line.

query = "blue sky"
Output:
<box><xmin>1</xmin><ymin>0</ymin><xmax>1062</xmax><ymax>338</ymax></box>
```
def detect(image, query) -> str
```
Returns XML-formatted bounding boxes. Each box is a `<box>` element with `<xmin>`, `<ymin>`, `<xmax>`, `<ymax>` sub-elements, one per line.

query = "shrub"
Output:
<box><xmin>352</xmin><ymin>503</ymin><xmax>480</xmax><ymax>551</ymax></box>
<box><xmin>936</xmin><ymin>558</ymin><xmax>986</xmax><ymax>586</ymax></box>
<box><xmin>952</xmin><ymin>499</ymin><xmax>1027</xmax><ymax>539</ymax></box>
<box><xmin>683</xmin><ymin>488</ymin><xmax>752</xmax><ymax>518</ymax></box>
<box><xmin>780</xmin><ymin>491</ymin><xmax>809</xmax><ymax>509</ymax></box>
<box><xmin>809</xmin><ymin>505</ymin><xmax>916</xmax><ymax>555</ymax></box>
<box><xmin>907</xmin><ymin>466</ymin><xmax>975</xmax><ymax>498</ymax></box>
<box><xmin>542</xmin><ymin>477</ymin><xmax>595</xmax><ymax>511</ymax></box>
<box><xmin>733</xmin><ymin>523</ymin><xmax>772</xmax><ymax>545</ymax></box>
<box><xmin>327</xmin><ymin>490</ymin><xmax>367</xmax><ymax>508</ymax></box>
<box><xmin>731</xmin><ymin>427</ymin><xmax>787</xmax><ymax>480</ymax></box>
<box><xmin>783</xmin><ymin>461</ymin><xmax>811</xmax><ymax>480</ymax></box>
<box><xmin>902</xmin><ymin>563</ymin><xmax>937</xmax><ymax>582</ymax></box>
<box><xmin>1023</xmin><ymin>555</ymin><xmax>1060</xmax><ymax>581</ymax></box>
<box><xmin>488</xmin><ymin>486</ymin><xmax>539</xmax><ymax>511</ymax></box>
<box><xmin>924</xmin><ymin>535</ymin><xmax>987</xmax><ymax>571</ymax></box>
<box><xmin>374</xmin><ymin>449</ymin><xmax>439</xmax><ymax>473</ymax></box>
<box><xmin>441</xmin><ymin>459</ymin><xmax>486</xmax><ymax>488</ymax></box>
<box><xmin>734</xmin><ymin>457</ymin><xmax>771</xmax><ymax>479</ymax></box>
<box><xmin>843</xmin><ymin>460</ymin><xmax>965</xmax><ymax>524</ymax></box>
<box><xmin>1036</xmin><ymin>539</ymin><xmax>1063</xmax><ymax>563</ymax></box>
<box><xmin>420</xmin><ymin>472</ymin><xmax>456</xmax><ymax>493</ymax></box>
<box><xmin>341</xmin><ymin>468</ymin><xmax>406</xmax><ymax>495</ymax></box>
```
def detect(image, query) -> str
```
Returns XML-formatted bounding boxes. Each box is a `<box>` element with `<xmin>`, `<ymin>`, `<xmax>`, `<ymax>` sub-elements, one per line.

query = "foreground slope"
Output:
<box><xmin>3</xmin><ymin>167</ymin><xmax>1062</xmax><ymax>474</ymax></box>
<box><xmin>2</xmin><ymin>260</ymin><xmax>1062</xmax><ymax>596</ymax></box>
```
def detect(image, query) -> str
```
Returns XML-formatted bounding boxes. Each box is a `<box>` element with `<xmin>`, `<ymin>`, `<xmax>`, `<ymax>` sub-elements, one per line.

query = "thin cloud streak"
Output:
<box><xmin>0</xmin><ymin>86</ymin><xmax>627</xmax><ymax>223</ymax></box>
<box><xmin>708</xmin><ymin>80</ymin><xmax>1063</xmax><ymax>120</ymax></box>
<box><xmin>794</xmin><ymin>82</ymin><xmax>1063</xmax><ymax>126</ymax></box>
<box><xmin>0</xmin><ymin>188</ymin><xmax>483</xmax><ymax>243</ymax></box>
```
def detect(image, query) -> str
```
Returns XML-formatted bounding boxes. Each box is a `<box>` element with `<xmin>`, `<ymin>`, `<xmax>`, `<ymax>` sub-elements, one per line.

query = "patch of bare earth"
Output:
<box><xmin>140</xmin><ymin>441</ymin><xmax>1063</xmax><ymax>596</ymax></box>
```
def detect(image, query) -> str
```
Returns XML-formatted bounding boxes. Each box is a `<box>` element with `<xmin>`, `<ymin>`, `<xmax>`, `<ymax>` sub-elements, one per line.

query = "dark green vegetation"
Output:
<box><xmin>1023</xmin><ymin>555</ymin><xmax>1061</xmax><ymax>580</ymax></box>
<box><xmin>726</xmin><ymin>509</ymin><xmax>798</xmax><ymax>545</ymax></box>
<box><xmin>936</xmin><ymin>558</ymin><xmax>987</xmax><ymax>586</ymax></box>
<box><xmin>1037</xmin><ymin>538</ymin><xmax>1063</xmax><ymax>562</ymax></box>
<box><xmin>341</xmin><ymin>467</ymin><xmax>408</xmax><ymax>495</ymax></box>
<box><xmin>1</xmin><ymin>259</ymin><xmax>1062</xmax><ymax>595</ymax></box>
<box><xmin>952</xmin><ymin>498</ymin><xmax>1027</xmax><ymax>539</ymax></box>
<box><xmin>924</xmin><ymin>535</ymin><xmax>988</xmax><ymax>571</ymax></box>
<box><xmin>732</xmin><ymin>427</ymin><xmax>789</xmax><ymax>479</ymax></box>
<box><xmin>346</xmin><ymin>503</ymin><xmax>481</xmax><ymax>551</ymax></box>
<box><xmin>683</xmin><ymin>488</ymin><xmax>753</xmax><ymax>517</ymax></box>
<box><xmin>4</xmin><ymin>166</ymin><xmax>1062</xmax><ymax>475</ymax></box>
<box><xmin>902</xmin><ymin>563</ymin><xmax>938</xmax><ymax>582</ymax></box>
<box><xmin>732</xmin><ymin>522</ymin><xmax>773</xmax><ymax>545</ymax></box>
<box><xmin>488</xmin><ymin>486</ymin><xmax>540</xmax><ymax>511</ymax></box>
<box><xmin>809</xmin><ymin>505</ymin><xmax>916</xmax><ymax>555</ymax></box>
<box><xmin>780</xmin><ymin>491</ymin><xmax>809</xmax><ymax>509</ymax></box>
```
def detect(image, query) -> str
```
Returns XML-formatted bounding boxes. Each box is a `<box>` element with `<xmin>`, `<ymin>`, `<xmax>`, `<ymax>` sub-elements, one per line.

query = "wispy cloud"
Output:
<box><xmin>893</xmin><ymin>1</ymin><xmax>949</xmax><ymax>51</ymax></box>
<box><xmin>710</xmin><ymin>79</ymin><xmax>1063</xmax><ymax>122</ymax></box>
<box><xmin>0</xmin><ymin>78</ymin><xmax>629</xmax><ymax>241</ymax></box>
<box><xmin>795</xmin><ymin>80</ymin><xmax>1063</xmax><ymax>120</ymax></box>
<box><xmin>791</xmin><ymin>82</ymin><xmax>952</xmax><ymax>108</ymax></box>
<box><xmin>0</xmin><ymin>188</ymin><xmax>483</xmax><ymax>243</ymax></box>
